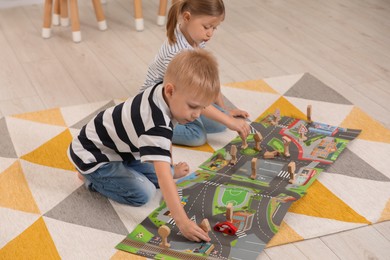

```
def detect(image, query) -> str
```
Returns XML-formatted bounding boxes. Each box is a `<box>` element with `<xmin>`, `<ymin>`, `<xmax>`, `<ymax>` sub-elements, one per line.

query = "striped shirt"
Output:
<box><xmin>140</xmin><ymin>26</ymin><xmax>206</xmax><ymax>93</ymax></box>
<box><xmin>68</xmin><ymin>83</ymin><xmax>174</xmax><ymax>174</ymax></box>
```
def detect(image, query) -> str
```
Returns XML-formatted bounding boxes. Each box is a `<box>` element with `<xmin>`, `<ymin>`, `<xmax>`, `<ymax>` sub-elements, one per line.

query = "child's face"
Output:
<box><xmin>164</xmin><ymin>83</ymin><xmax>211</xmax><ymax>125</ymax></box>
<box><xmin>181</xmin><ymin>13</ymin><xmax>224</xmax><ymax>47</ymax></box>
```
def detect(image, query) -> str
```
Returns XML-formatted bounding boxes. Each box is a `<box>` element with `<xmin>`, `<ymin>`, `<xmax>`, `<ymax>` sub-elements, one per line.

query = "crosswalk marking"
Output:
<box><xmin>177</xmin><ymin>189</ymin><xmax>183</xmax><ymax>198</ymax></box>
<box><xmin>278</xmin><ymin>170</ymin><xmax>290</xmax><ymax>179</ymax></box>
<box><xmin>236</xmin><ymin>230</ymin><xmax>247</xmax><ymax>238</ymax></box>
<box><xmin>167</xmin><ymin>218</ymin><xmax>176</xmax><ymax>225</ymax></box>
<box><xmin>203</xmin><ymin>180</ymin><xmax>221</xmax><ymax>186</ymax></box>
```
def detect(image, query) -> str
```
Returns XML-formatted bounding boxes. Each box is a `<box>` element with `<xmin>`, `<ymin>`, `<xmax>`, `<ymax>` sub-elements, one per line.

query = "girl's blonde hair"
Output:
<box><xmin>164</xmin><ymin>49</ymin><xmax>220</xmax><ymax>104</ymax></box>
<box><xmin>166</xmin><ymin>0</ymin><xmax>225</xmax><ymax>45</ymax></box>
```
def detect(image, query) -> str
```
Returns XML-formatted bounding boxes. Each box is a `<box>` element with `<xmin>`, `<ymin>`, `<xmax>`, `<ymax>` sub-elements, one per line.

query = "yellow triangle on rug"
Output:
<box><xmin>0</xmin><ymin>161</ymin><xmax>40</xmax><ymax>214</ymax></box>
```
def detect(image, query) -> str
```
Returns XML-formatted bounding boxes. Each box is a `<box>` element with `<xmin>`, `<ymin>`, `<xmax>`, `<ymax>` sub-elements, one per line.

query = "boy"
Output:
<box><xmin>68</xmin><ymin>49</ymin><xmax>227</xmax><ymax>242</ymax></box>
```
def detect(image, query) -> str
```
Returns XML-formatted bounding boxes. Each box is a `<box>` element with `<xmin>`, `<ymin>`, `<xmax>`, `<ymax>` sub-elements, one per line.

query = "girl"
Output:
<box><xmin>141</xmin><ymin>0</ymin><xmax>250</xmax><ymax>147</ymax></box>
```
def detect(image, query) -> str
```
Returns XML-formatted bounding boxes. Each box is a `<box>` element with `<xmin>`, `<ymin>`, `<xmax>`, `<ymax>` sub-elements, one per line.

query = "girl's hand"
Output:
<box><xmin>173</xmin><ymin>162</ymin><xmax>189</xmax><ymax>179</ymax></box>
<box><xmin>177</xmin><ymin>218</ymin><xmax>211</xmax><ymax>242</ymax></box>
<box><xmin>229</xmin><ymin>108</ymin><xmax>249</xmax><ymax>119</ymax></box>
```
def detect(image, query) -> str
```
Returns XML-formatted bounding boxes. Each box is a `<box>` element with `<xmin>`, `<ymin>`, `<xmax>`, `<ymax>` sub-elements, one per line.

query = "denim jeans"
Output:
<box><xmin>172</xmin><ymin>103</ymin><xmax>227</xmax><ymax>146</ymax></box>
<box><xmin>82</xmin><ymin>160</ymin><xmax>167</xmax><ymax>206</ymax></box>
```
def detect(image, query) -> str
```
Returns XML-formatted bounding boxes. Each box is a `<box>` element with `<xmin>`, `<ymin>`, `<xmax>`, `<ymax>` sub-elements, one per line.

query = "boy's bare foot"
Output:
<box><xmin>173</xmin><ymin>162</ymin><xmax>189</xmax><ymax>179</ymax></box>
<box><xmin>77</xmin><ymin>172</ymin><xmax>84</xmax><ymax>181</ymax></box>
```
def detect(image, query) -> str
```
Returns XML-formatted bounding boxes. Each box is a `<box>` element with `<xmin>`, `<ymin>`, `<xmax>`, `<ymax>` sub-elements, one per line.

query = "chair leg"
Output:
<box><xmin>91</xmin><ymin>0</ymin><xmax>107</xmax><ymax>30</ymax></box>
<box><xmin>60</xmin><ymin>0</ymin><xmax>69</xmax><ymax>26</ymax></box>
<box><xmin>52</xmin><ymin>0</ymin><xmax>60</xmax><ymax>25</ymax></box>
<box><xmin>157</xmin><ymin>0</ymin><xmax>167</xmax><ymax>26</ymax></box>
<box><xmin>42</xmin><ymin>0</ymin><xmax>53</xmax><ymax>38</ymax></box>
<box><xmin>134</xmin><ymin>0</ymin><xmax>144</xmax><ymax>31</ymax></box>
<box><xmin>69</xmin><ymin>0</ymin><xmax>81</xmax><ymax>42</ymax></box>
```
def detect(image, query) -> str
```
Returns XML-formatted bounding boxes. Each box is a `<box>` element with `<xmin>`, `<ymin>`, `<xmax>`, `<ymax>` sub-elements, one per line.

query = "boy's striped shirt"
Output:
<box><xmin>68</xmin><ymin>83</ymin><xmax>174</xmax><ymax>174</ymax></box>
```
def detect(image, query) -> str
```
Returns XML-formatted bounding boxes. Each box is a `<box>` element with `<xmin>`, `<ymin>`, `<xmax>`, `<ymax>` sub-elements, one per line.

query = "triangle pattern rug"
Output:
<box><xmin>1</xmin><ymin>73</ymin><xmax>389</xmax><ymax>260</ymax></box>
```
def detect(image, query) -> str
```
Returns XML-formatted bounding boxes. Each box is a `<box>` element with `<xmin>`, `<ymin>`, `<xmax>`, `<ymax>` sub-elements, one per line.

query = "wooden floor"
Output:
<box><xmin>1</xmin><ymin>0</ymin><xmax>389</xmax><ymax>259</ymax></box>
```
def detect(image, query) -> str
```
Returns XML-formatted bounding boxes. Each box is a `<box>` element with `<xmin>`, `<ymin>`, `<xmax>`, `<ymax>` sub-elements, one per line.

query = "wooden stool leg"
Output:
<box><xmin>157</xmin><ymin>0</ymin><xmax>167</xmax><ymax>26</ymax></box>
<box><xmin>52</xmin><ymin>0</ymin><xmax>60</xmax><ymax>25</ymax></box>
<box><xmin>60</xmin><ymin>0</ymin><xmax>69</xmax><ymax>26</ymax></box>
<box><xmin>92</xmin><ymin>0</ymin><xmax>107</xmax><ymax>30</ymax></box>
<box><xmin>69</xmin><ymin>0</ymin><xmax>81</xmax><ymax>42</ymax></box>
<box><xmin>134</xmin><ymin>0</ymin><xmax>144</xmax><ymax>31</ymax></box>
<box><xmin>42</xmin><ymin>0</ymin><xmax>53</xmax><ymax>38</ymax></box>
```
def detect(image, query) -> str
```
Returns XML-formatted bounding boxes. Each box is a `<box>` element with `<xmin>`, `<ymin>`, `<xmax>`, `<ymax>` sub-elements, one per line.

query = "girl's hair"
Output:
<box><xmin>164</xmin><ymin>49</ymin><xmax>220</xmax><ymax>104</ymax></box>
<box><xmin>166</xmin><ymin>0</ymin><xmax>225</xmax><ymax>45</ymax></box>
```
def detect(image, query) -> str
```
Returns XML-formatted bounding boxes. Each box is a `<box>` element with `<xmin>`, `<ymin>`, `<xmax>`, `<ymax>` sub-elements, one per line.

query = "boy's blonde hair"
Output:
<box><xmin>166</xmin><ymin>0</ymin><xmax>225</xmax><ymax>45</ymax></box>
<box><xmin>164</xmin><ymin>49</ymin><xmax>220</xmax><ymax>104</ymax></box>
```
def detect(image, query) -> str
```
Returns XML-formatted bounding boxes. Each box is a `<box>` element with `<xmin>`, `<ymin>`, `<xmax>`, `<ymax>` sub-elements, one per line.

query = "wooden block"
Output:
<box><xmin>264</xmin><ymin>150</ymin><xmax>279</xmax><ymax>159</ymax></box>
<box><xmin>251</xmin><ymin>158</ymin><xmax>257</xmax><ymax>179</ymax></box>
<box><xmin>254</xmin><ymin>132</ymin><xmax>262</xmax><ymax>151</ymax></box>
<box><xmin>205</xmin><ymin>243</ymin><xmax>215</xmax><ymax>256</ymax></box>
<box><xmin>199</xmin><ymin>218</ymin><xmax>211</xmax><ymax>233</ymax></box>
<box><xmin>226</xmin><ymin>203</ymin><xmax>233</xmax><ymax>223</ymax></box>
<box><xmin>241</xmin><ymin>138</ymin><xmax>248</xmax><ymax>149</ymax></box>
<box><xmin>307</xmin><ymin>104</ymin><xmax>312</xmax><ymax>123</ymax></box>
<box><xmin>230</xmin><ymin>145</ymin><xmax>237</xmax><ymax>165</ymax></box>
<box><xmin>288</xmin><ymin>161</ymin><xmax>296</xmax><ymax>184</ymax></box>
<box><xmin>282</xmin><ymin>136</ymin><xmax>291</xmax><ymax>157</ymax></box>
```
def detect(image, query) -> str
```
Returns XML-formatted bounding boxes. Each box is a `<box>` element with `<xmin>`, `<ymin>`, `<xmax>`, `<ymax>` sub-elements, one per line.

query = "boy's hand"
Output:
<box><xmin>228</xmin><ymin>108</ymin><xmax>249</xmax><ymax>119</ymax></box>
<box><xmin>173</xmin><ymin>162</ymin><xmax>189</xmax><ymax>179</ymax></box>
<box><xmin>177</xmin><ymin>218</ymin><xmax>211</xmax><ymax>242</ymax></box>
<box><xmin>226</xmin><ymin>117</ymin><xmax>251</xmax><ymax>142</ymax></box>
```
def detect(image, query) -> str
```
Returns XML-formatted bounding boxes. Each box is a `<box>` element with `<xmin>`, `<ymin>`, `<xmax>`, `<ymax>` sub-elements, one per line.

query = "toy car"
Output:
<box><xmin>213</xmin><ymin>221</ymin><xmax>238</xmax><ymax>235</ymax></box>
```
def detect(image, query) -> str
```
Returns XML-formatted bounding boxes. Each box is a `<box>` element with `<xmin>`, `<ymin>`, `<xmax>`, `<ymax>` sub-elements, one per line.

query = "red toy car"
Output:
<box><xmin>213</xmin><ymin>221</ymin><xmax>238</xmax><ymax>235</ymax></box>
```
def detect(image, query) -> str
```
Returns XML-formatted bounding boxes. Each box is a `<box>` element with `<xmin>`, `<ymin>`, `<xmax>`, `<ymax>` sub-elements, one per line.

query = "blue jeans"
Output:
<box><xmin>172</xmin><ymin>104</ymin><xmax>227</xmax><ymax>146</ymax></box>
<box><xmin>82</xmin><ymin>160</ymin><xmax>164</xmax><ymax>206</ymax></box>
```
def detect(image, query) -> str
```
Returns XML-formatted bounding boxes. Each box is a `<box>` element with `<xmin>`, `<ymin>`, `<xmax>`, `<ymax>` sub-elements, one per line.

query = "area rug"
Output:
<box><xmin>0</xmin><ymin>73</ymin><xmax>389</xmax><ymax>259</ymax></box>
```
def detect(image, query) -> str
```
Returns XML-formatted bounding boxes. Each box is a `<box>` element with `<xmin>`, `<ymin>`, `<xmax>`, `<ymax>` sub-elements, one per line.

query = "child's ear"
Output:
<box><xmin>182</xmin><ymin>11</ymin><xmax>191</xmax><ymax>22</ymax></box>
<box><xmin>164</xmin><ymin>83</ymin><xmax>175</xmax><ymax>98</ymax></box>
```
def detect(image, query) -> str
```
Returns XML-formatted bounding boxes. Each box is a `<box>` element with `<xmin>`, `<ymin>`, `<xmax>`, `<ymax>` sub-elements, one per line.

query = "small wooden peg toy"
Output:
<box><xmin>226</xmin><ymin>203</ymin><xmax>233</xmax><ymax>223</ymax></box>
<box><xmin>158</xmin><ymin>225</ymin><xmax>171</xmax><ymax>248</ymax></box>
<box><xmin>229</xmin><ymin>145</ymin><xmax>237</xmax><ymax>165</ymax></box>
<box><xmin>199</xmin><ymin>218</ymin><xmax>211</xmax><ymax>234</ymax></box>
<box><xmin>254</xmin><ymin>132</ymin><xmax>263</xmax><ymax>151</ymax></box>
<box><xmin>282</xmin><ymin>136</ymin><xmax>291</xmax><ymax>157</ymax></box>
<box><xmin>251</xmin><ymin>158</ymin><xmax>257</xmax><ymax>180</ymax></box>
<box><xmin>263</xmin><ymin>150</ymin><xmax>279</xmax><ymax>159</ymax></box>
<box><xmin>241</xmin><ymin>137</ymin><xmax>248</xmax><ymax>149</ymax></box>
<box><xmin>271</xmin><ymin>108</ymin><xmax>281</xmax><ymax>125</ymax></box>
<box><xmin>288</xmin><ymin>161</ymin><xmax>296</xmax><ymax>184</ymax></box>
<box><xmin>307</xmin><ymin>104</ymin><xmax>312</xmax><ymax>123</ymax></box>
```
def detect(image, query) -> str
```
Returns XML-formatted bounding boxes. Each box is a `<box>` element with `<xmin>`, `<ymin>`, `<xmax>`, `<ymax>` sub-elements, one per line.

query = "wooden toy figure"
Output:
<box><xmin>271</xmin><ymin>108</ymin><xmax>281</xmax><ymax>125</ymax></box>
<box><xmin>158</xmin><ymin>225</ymin><xmax>171</xmax><ymax>248</ymax></box>
<box><xmin>242</xmin><ymin>137</ymin><xmax>248</xmax><ymax>149</ymax></box>
<box><xmin>254</xmin><ymin>132</ymin><xmax>263</xmax><ymax>151</ymax></box>
<box><xmin>229</xmin><ymin>145</ymin><xmax>238</xmax><ymax>165</ymax></box>
<box><xmin>288</xmin><ymin>161</ymin><xmax>296</xmax><ymax>184</ymax></box>
<box><xmin>282</xmin><ymin>136</ymin><xmax>291</xmax><ymax>157</ymax></box>
<box><xmin>263</xmin><ymin>150</ymin><xmax>279</xmax><ymax>159</ymax></box>
<box><xmin>226</xmin><ymin>203</ymin><xmax>233</xmax><ymax>223</ymax></box>
<box><xmin>199</xmin><ymin>218</ymin><xmax>211</xmax><ymax>234</ymax></box>
<box><xmin>251</xmin><ymin>158</ymin><xmax>257</xmax><ymax>180</ymax></box>
<box><xmin>307</xmin><ymin>104</ymin><xmax>312</xmax><ymax>123</ymax></box>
